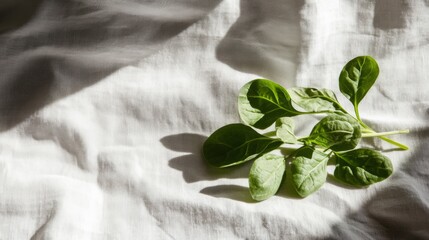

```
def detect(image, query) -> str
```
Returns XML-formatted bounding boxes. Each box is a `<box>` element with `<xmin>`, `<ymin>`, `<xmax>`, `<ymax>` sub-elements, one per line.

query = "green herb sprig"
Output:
<box><xmin>203</xmin><ymin>56</ymin><xmax>409</xmax><ymax>201</ymax></box>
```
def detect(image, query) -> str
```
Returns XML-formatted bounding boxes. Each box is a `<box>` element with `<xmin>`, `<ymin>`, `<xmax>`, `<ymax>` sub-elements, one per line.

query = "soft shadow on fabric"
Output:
<box><xmin>161</xmin><ymin>133</ymin><xmax>266</xmax><ymax>203</ymax></box>
<box><xmin>160</xmin><ymin>133</ymin><xmax>252</xmax><ymax>184</ymax></box>
<box><xmin>200</xmin><ymin>185</ymin><xmax>255</xmax><ymax>203</ymax></box>
<box><xmin>30</xmin><ymin>211</ymin><xmax>54</xmax><ymax>240</ymax></box>
<box><xmin>0</xmin><ymin>0</ymin><xmax>43</xmax><ymax>34</ymax></box>
<box><xmin>373</xmin><ymin>0</ymin><xmax>410</xmax><ymax>30</ymax></box>
<box><xmin>326</xmin><ymin>130</ymin><xmax>429</xmax><ymax>239</ymax></box>
<box><xmin>0</xmin><ymin>0</ymin><xmax>222</xmax><ymax>131</ymax></box>
<box><xmin>216</xmin><ymin>0</ymin><xmax>305</xmax><ymax>83</ymax></box>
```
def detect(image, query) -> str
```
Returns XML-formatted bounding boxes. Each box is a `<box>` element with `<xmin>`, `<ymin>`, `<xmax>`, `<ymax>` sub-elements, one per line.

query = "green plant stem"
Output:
<box><xmin>354</xmin><ymin>104</ymin><xmax>361</xmax><ymax>122</ymax></box>
<box><xmin>359</xmin><ymin>121</ymin><xmax>409</xmax><ymax>150</ymax></box>
<box><xmin>377</xmin><ymin>135</ymin><xmax>409</xmax><ymax>150</ymax></box>
<box><xmin>361</xmin><ymin>128</ymin><xmax>373</xmax><ymax>133</ymax></box>
<box><xmin>340</xmin><ymin>104</ymin><xmax>409</xmax><ymax>150</ymax></box>
<box><xmin>361</xmin><ymin>129</ymin><xmax>409</xmax><ymax>138</ymax></box>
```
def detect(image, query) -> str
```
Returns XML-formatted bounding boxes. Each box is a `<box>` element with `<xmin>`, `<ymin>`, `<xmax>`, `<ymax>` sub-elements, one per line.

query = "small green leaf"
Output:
<box><xmin>334</xmin><ymin>149</ymin><xmax>393</xmax><ymax>186</ymax></box>
<box><xmin>291</xmin><ymin>146</ymin><xmax>330</xmax><ymax>197</ymax></box>
<box><xmin>304</xmin><ymin>113</ymin><xmax>361</xmax><ymax>151</ymax></box>
<box><xmin>249</xmin><ymin>154</ymin><xmax>286</xmax><ymax>201</ymax></box>
<box><xmin>203</xmin><ymin>124</ymin><xmax>283</xmax><ymax>168</ymax></box>
<box><xmin>339</xmin><ymin>56</ymin><xmax>379</xmax><ymax>107</ymax></box>
<box><xmin>288</xmin><ymin>87</ymin><xmax>345</xmax><ymax>113</ymax></box>
<box><xmin>238</xmin><ymin>81</ymin><xmax>265</xmax><ymax>127</ymax></box>
<box><xmin>238</xmin><ymin>79</ymin><xmax>300</xmax><ymax>129</ymax></box>
<box><xmin>275</xmin><ymin>117</ymin><xmax>297</xmax><ymax>144</ymax></box>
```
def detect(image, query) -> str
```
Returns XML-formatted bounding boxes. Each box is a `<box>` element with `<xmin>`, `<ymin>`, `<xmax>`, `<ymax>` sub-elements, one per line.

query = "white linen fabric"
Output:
<box><xmin>1</xmin><ymin>0</ymin><xmax>428</xmax><ymax>239</ymax></box>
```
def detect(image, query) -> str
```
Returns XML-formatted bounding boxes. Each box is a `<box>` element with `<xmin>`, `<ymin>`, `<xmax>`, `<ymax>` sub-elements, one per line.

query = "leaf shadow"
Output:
<box><xmin>200</xmin><ymin>185</ymin><xmax>256</xmax><ymax>203</ymax></box>
<box><xmin>160</xmin><ymin>133</ymin><xmax>251</xmax><ymax>183</ymax></box>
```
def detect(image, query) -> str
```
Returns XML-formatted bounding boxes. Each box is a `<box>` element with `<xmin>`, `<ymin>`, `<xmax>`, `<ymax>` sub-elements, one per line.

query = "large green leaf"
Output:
<box><xmin>334</xmin><ymin>149</ymin><xmax>393</xmax><ymax>187</ymax></box>
<box><xmin>339</xmin><ymin>56</ymin><xmax>379</xmax><ymax>106</ymax></box>
<box><xmin>203</xmin><ymin>124</ymin><xmax>283</xmax><ymax>168</ymax></box>
<box><xmin>291</xmin><ymin>146</ymin><xmax>330</xmax><ymax>197</ymax></box>
<box><xmin>249</xmin><ymin>154</ymin><xmax>285</xmax><ymax>201</ymax></box>
<box><xmin>303</xmin><ymin>113</ymin><xmax>361</xmax><ymax>151</ymax></box>
<box><xmin>238</xmin><ymin>79</ymin><xmax>300</xmax><ymax>129</ymax></box>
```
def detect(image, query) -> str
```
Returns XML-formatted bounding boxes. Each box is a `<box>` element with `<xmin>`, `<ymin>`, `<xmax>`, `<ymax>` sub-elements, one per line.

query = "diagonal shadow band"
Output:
<box><xmin>0</xmin><ymin>0</ymin><xmax>222</xmax><ymax>132</ymax></box>
<box><xmin>0</xmin><ymin>0</ymin><xmax>43</xmax><ymax>34</ymax></box>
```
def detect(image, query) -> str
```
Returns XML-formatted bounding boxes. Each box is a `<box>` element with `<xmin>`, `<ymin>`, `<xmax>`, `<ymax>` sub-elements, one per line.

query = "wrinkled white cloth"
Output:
<box><xmin>1</xmin><ymin>0</ymin><xmax>428</xmax><ymax>239</ymax></box>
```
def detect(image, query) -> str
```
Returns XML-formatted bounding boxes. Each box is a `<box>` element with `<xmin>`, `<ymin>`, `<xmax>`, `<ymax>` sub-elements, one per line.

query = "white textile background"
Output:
<box><xmin>1</xmin><ymin>0</ymin><xmax>428</xmax><ymax>239</ymax></box>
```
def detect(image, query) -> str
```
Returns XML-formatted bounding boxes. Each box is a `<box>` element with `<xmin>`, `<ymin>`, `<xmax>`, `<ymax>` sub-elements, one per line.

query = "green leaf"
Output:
<box><xmin>238</xmin><ymin>79</ymin><xmax>300</xmax><ymax>129</ymax></box>
<box><xmin>291</xmin><ymin>146</ymin><xmax>330</xmax><ymax>197</ymax></box>
<box><xmin>339</xmin><ymin>56</ymin><xmax>379</xmax><ymax>107</ymax></box>
<box><xmin>275</xmin><ymin>117</ymin><xmax>297</xmax><ymax>144</ymax></box>
<box><xmin>304</xmin><ymin>113</ymin><xmax>361</xmax><ymax>151</ymax></box>
<box><xmin>238</xmin><ymin>81</ymin><xmax>265</xmax><ymax>127</ymax></box>
<box><xmin>249</xmin><ymin>154</ymin><xmax>286</xmax><ymax>201</ymax></box>
<box><xmin>288</xmin><ymin>87</ymin><xmax>345</xmax><ymax>113</ymax></box>
<box><xmin>203</xmin><ymin>124</ymin><xmax>283</xmax><ymax>168</ymax></box>
<box><xmin>334</xmin><ymin>149</ymin><xmax>393</xmax><ymax>187</ymax></box>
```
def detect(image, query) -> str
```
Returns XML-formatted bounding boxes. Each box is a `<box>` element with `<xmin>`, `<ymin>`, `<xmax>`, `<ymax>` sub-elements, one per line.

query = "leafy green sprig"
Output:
<box><xmin>203</xmin><ymin>56</ymin><xmax>409</xmax><ymax>201</ymax></box>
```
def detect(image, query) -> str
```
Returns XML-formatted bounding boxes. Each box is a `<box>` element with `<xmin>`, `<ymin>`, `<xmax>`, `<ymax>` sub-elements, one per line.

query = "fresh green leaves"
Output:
<box><xmin>238</xmin><ymin>79</ymin><xmax>300</xmax><ymax>129</ymax></box>
<box><xmin>303</xmin><ymin>113</ymin><xmax>361</xmax><ymax>151</ymax></box>
<box><xmin>249</xmin><ymin>154</ymin><xmax>286</xmax><ymax>201</ymax></box>
<box><xmin>239</xmin><ymin>80</ymin><xmax>344</xmax><ymax>130</ymax></box>
<box><xmin>291</xmin><ymin>147</ymin><xmax>329</xmax><ymax>197</ymax></box>
<box><xmin>203</xmin><ymin>124</ymin><xmax>283</xmax><ymax>168</ymax></box>
<box><xmin>203</xmin><ymin>56</ymin><xmax>408</xmax><ymax>201</ymax></box>
<box><xmin>334</xmin><ymin>149</ymin><xmax>393</xmax><ymax>186</ymax></box>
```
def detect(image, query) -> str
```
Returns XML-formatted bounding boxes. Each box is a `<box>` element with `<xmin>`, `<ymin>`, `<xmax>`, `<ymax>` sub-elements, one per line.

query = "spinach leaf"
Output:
<box><xmin>238</xmin><ymin>81</ymin><xmax>265</xmax><ymax>127</ymax></box>
<box><xmin>334</xmin><ymin>149</ymin><xmax>393</xmax><ymax>186</ymax></box>
<box><xmin>238</xmin><ymin>79</ymin><xmax>300</xmax><ymax>129</ymax></box>
<box><xmin>303</xmin><ymin>113</ymin><xmax>361</xmax><ymax>151</ymax></box>
<box><xmin>275</xmin><ymin>117</ymin><xmax>297</xmax><ymax>144</ymax></box>
<box><xmin>203</xmin><ymin>124</ymin><xmax>283</xmax><ymax>168</ymax></box>
<box><xmin>202</xmin><ymin>56</ymin><xmax>408</xmax><ymax>200</ymax></box>
<box><xmin>291</xmin><ymin>146</ymin><xmax>329</xmax><ymax>197</ymax></box>
<box><xmin>339</xmin><ymin>56</ymin><xmax>379</xmax><ymax>107</ymax></box>
<box><xmin>249</xmin><ymin>154</ymin><xmax>286</xmax><ymax>201</ymax></box>
<box><xmin>288</xmin><ymin>87</ymin><xmax>345</xmax><ymax>113</ymax></box>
